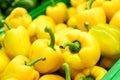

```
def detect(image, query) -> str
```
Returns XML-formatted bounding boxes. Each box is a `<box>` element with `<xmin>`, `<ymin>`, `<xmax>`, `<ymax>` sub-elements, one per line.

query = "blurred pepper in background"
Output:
<box><xmin>0</xmin><ymin>0</ymin><xmax>48</xmax><ymax>18</ymax></box>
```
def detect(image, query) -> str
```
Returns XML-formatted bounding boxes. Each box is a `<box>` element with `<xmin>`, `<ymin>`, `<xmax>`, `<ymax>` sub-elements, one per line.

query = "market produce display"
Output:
<box><xmin>0</xmin><ymin>0</ymin><xmax>120</xmax><ymax>80</ymax></box>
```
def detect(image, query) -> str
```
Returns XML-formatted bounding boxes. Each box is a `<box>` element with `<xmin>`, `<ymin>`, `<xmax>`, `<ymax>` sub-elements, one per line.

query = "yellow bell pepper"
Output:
<box><xmin>39</xmin><ymin>63</ymin><xmax>71</xmax><ymax>80</ymax></box>
<box><xmin>91</xmin><ymin>0</ymin><xmax>104</xmax><ymax>7</ymax></box>
<box><xmin>0</xmin><ymin>55</ymin><xmax>46</xmax><ymax>80</ymax></box>
<box><xmin>28</xmin><ymin>15</ymin><xmax>56</xmax><ymax>43</ymax></box>
<box><xmin>2</xmin><ymin>20</ymin><xmax>31</xmax><ymax>59</ymax></box>
<box><xmin>67</xmin><ymin>7</ymin><xmax>77</xmax><ymax>18</ymax></box>
<box><xmin>67</xmin><ymin>16</ymin><xmax>77</xmax><ymax>29</ymax></box>
<box><xmin>74</xmin><ymin>66</ymin><xmax>107</xmax><ymax>80</ymax></box>
<box><xmin>102</xmin><ymin>0</ymin><xmax>120</xmax><ymax>22</ymax></box>
<box><xmin>29</xmin><ymin>26</ymin><xmax>64</xmax><ymax>74</ymax></box>
<box><xmin>59</xmin><ymin>29</ymin><xmax>100</xmax><ymax>70</ymax></box>
<box><xmin>70</xmin><ymin>0</ymin><xmax>86</xmax><ymax>8</ymax></box>
<box><xmin>55</xmin><ymin>27</ymin><xmax>73</xmax><ymax>46</ymax></box>
<box><xmin>109</xmin><ymin>10</ymin><xmax>120</xmax><ymax>28</ymax></box>
<box><xmin>46</xmin><ymin>1</ymin><xmax>68</xmax><ymax>24</ymax></box>
<box><xmin>39</xmin><ymin>74</ymin><xmax>65</xmax><ymax>80</ymax></box>
<box><xmin>55</xmin><ymin>23</ymin><xmax>68</xmax><ymax>33</ymax></box>
<box><xmin>0</xmin><ymin>48</ymin><xmax>10</xmax><ymax>74</ymax></box>
<box><xmin>4</xmin><ymin>7</ymin><xmax>32</xmax><ymax>32</ymax></box>
<box><xmin>77</xmin><ymin>0</ymin><xmax>106</xmax><ymax>31</ymax></box>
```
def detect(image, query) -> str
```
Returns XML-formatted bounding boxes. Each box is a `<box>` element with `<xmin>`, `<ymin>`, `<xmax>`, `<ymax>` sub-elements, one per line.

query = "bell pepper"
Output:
<box><xmin>67</xmin><ymin>16</ymin><xmax>77</xmax><ymax>29</ymax></box>
<box><xmin>11</xmin><ymin>0</ymin><xmax>37</xmax><ymax>11</ymax></box>
<box><xmin>109</xmin><ymin>10</ymin><xmax>120</xmax><ymax>28</ymax></box>
<box><xmin>99</xmin><ymin>56</ymin><xmax>117</xmax><ymax>70</ymax></box>
<box><xmin>4</xmin><ymin>7</ymin><xmax>32</xmax><ymax>31</ymax></box>
<box><xmin>0</xmin><ymin>48</ymin><xmax>10</xmax><ymax>74</ymax></box>
<box><xmin>67</xmin><ymin>7</ymin><xmax>77</xmax><ymax>18</ymax></box>
<box><xmin>55</xmin><ymin>27</ymin><xmax>73</xmax><ymax>46</ymax></box>
<box><xmin>88</xmin><ymin>23</ymin><xmax>120</xmax><ymax>59</ymax></box>
<box><xmin>59</xmin><ymin>29</ymin><xmax>100</xmax><ymax>70</ymax></box>
<box><xmin>28</xmin><ymin>15</ymin><xmax>56</xmax><ymax>43</ymax></box>
<box><xmin>2</xmin><ymin>20</ymin><xmax>31</xmax><ymax>59</ymax></box>
<box><xmin>91</xmin><ymin>0</ymin><xmax>105</xmax><ymax>8</ymax></box>
<box><xmin>0</xmin><ymin>55</ymin><xmax>46</xmax><ymax>80</ymax></box>
<box><xmin>55</xmin><ymin>23</ymin><xmax>68</xmax><ymax>32</ymax></box>
<box><xmin>39</xmin><ymin>63</ymin><xmax>70</xmax><ymax>80</ymax></box>
<box><xmin>39</xmin><ymin>74</ymin><xmax>65</xmax><ymax>80</ymax></box>
<box><xmin>77</xmin><ymin>0</ymin><xmax>106</xmax><ymax>31</ymax></box>
<box><xmin>74</xmin><ymin>66</ymin><xmax>107</xmax><ymax>80</ymax></box>
<box><xmin>101</xmin><ymin>0</ymin><xmax>120</xmax><ymax>22</ymax></box>
<box><xmin>70</xmin><ymin>0</ymin><xmax>86</xmax><ymax>8</ymax></box>
<box><xmin>29</xmin><ymin>26</ymin><xmax>64</xmax><ymax>74</ymax></box>
<box><xmin>46</xmin><ymin>0</ymin><xmax>68</xmax><ymax>24</ymax></box>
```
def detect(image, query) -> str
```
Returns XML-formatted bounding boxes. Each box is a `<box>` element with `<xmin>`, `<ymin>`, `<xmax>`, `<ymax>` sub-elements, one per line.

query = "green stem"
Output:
<box><xmin>84</xmin><ymin>22</ymin><xmax>89</xmax><ymax>31</ymax></box>
<box><xmin>62</xmin><ymin>63</ymin><xmax>71</xmax><ymax>80</ymax></box>
<box><xmin>86</xmin><ymin>0</ymin><xmax>95</xmax><ymax>10</ymax></box>
<box><xmin>60</xmin><ymin>40</ymin><xmax>81</xmax><ymax>53</ymax></box>
<box><xmin>50</xmin><ymin>0</ymin><xmax>56</xmax><ymax>6</ymax></box>
<box><xmin>1</xmin><ymin>20</ymin><xmax>11</xmax><ymax>30</ymax></box>
<box><xmin>25</xmin><ymin>57</ymin><xmax>46</xmax><ymax>66</ymax></box>
<box><xmin>45</xmin><ymin>26</ymin><xmax>55</xmax><ymax>50</ymax></box>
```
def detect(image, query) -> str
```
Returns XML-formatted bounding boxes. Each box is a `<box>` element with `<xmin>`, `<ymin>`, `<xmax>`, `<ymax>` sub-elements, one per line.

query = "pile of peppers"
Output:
<box><xmin>1</xmin><ymin>0</ymin><xmax>120</xmax><ymax>80</ymax></box>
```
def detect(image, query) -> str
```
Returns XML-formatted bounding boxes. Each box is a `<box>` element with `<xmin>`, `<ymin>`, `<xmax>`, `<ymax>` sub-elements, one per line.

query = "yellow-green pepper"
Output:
<box><xmin>29</xmin><ymin>26</ymin><xmax>64</xmax><ymax>74</ymax></box>
<box><xmin>74</xmin><ymin>66</ymin><xmax>107</xmax><ymax>80</ymax></box>
<box><xmin>89</xmin><ymin>23</ymin><xmax>120</xmax><ymax>59</ymax></box>
<box><xmin>60</xmin><ymin>29</ymin><xmax>100</xmax><ymax>70</ymax></box>
<box><xmin>0</xmin><ymin>55</ymin><xmax>46</xmax><ymax>80</ymax></box>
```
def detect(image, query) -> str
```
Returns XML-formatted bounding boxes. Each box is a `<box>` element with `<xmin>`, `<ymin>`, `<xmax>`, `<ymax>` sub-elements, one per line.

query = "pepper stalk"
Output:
<box><xmin>45</xmin><ymin>26</ymin><xmax>55</xmax><ymax>50</ymax></box>
<box><xmin>1</xmin><ymin>20</ymin><xmax>11</xmax><ymax>30</ymax></box>
<box><xmin>25</xmin><ymin>57</ymin><xmax>46</xmax><ymax>66</ymax></box>
<box><xmin>60</xmin><ymin>40</ymin><xmax>81</xmax><ymax>53</ymax></box>
<box><xmin>62</xmin><ymin>63</ymin><xmax>71</xmax><ymax>80</ymax></box>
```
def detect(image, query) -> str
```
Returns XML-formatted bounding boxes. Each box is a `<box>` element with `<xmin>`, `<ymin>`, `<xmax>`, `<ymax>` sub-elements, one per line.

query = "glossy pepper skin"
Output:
<box><xmin>89</xmin><ymin>24</ymin><xmax>120</xmax><ymax>59</ymax></box>
<box><xmin>0</xmin><ymin>48</ymin><xmax>10</xmax><ymax>74</ymax></box>
<box><xmin>2</xmin><ymin>20</ymin><xmax>31</xmax><ymax>59</ymax></box>
<box><xmin>74</xmin><ymin>66</ymin><xmax>107</xmax><ymax>80</ymax></box>
<box><xmin>39</xmin><ymin>74</ymin><xmax>65</xmax><ymax>80</ymax></box>
<box><xmin>77</xmin><ymin>0</ymin><xmax>106</xmax><ymax>31</ymax></box>
<box><xmin>28</xmin><ymin>15</ymin><xmax>56</xmax><ymax>43</ymax></box>
<box><xmin>102</xmin><ymin>0</ymin><xmax>120</xmax><ymax>22</ymax></box>
<box><xmin>0</xmin><ymin>55</ymin><xmax>46</xmax><ymax>80</ymax></box>
<box><xmin>29</xmin><ymin>26</ymin><xmax>64</xmax><ymax>74</ymax></box>
<box><xmin>70</xmin><ymin>0</ymin><xmax>86</xmax><ymax>8</ymax></box>
<box><xmin>4</xmin><ymin>7</ymin><xmax>32</xmax><ymax>31</ymax></box>
<box><xmin>60</xmin><ymin>29</ymin><xmax>100</xmax><ymax>70</ymax></box>
<box><xmin>109</xmin><ymin>10</ymin><xmax>120</xmax><ymax>28</ymax></box>
<box><xmin>46</xmin><ymin>2</ymin><xmax>68</xmax><ymax>24</ymax></box>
